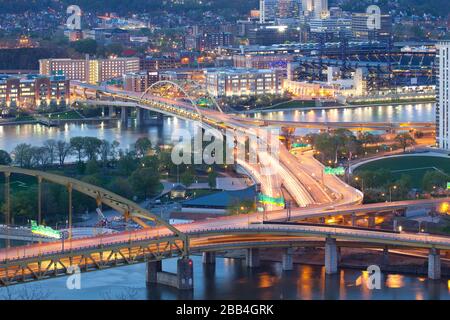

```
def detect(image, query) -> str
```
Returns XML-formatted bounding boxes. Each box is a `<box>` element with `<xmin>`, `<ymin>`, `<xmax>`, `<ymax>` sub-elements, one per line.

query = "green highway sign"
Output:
<box><xmin>324</xmin><ymin>166</ymin><xmax>345</xmax><ymax>176</ymax></box>
<box><xmin>257</xmin><ymin>194</ymin><xmax>285</xmax><ymax>207</ymax></box>
<box><xmin>291</xmin><ymin>143</ymin><xmax>311</xmax><ymax>148</ymax></box>
<box><xmin>30</xmin><ymin>220</ymin><xmax>61</xmax><ymax>239</ymax></box>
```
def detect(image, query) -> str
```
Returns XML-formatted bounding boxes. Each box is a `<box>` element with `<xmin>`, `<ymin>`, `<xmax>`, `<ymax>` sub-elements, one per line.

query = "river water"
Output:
<box><xmin>0</xmin><ymin>103</ymin><xmax>435</xmax><ymax>152</ymax></box>
<box><xmin>0</xmin><ymin>256</ymin><xmax>448</xmax><ymax>300</ymax></box>
<box><xmin>0</xmin><ymin>102</ymin><xmax>444</xmax><ymax>300</ymax></box>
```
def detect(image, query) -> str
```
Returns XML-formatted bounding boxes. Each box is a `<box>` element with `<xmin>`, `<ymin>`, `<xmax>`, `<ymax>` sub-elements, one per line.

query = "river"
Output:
<box><xmin>0</xmin><ymin>102</ymin><xmax>444</xmax><ymax>300</ymax></box>
<box><xmin>0</xmin><ymin>103</ymin><xmax>435</xmax><ymax>152</ymax></box>
<box><xmin>0</xmin><ymin>256</ymin><xmax>448</xmax><ymax>300</ymax></box>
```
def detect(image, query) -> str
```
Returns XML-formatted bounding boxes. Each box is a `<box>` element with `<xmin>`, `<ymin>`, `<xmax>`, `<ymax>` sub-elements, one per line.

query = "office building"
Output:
<box><xmin>205</xmin><ymin>68</ymin><xmax>282</xmax><ymax>97</ymax></box>
<box><xmin>352</xmin><ymin>13</ymin><xmax>392</xmax><ymax>42</ymax></box>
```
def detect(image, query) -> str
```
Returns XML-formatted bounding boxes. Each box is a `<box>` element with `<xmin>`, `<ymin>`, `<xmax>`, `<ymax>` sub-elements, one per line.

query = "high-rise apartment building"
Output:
<box><xmin>313</xmin><ymin>0</ymin><xmax>329</xmax><ymax>18</ymax></box>
<box><xmin>437</xmin><ymin>41</ymin><xmax>450</xmax><ymax>149</ymax></box>
<box><xmin>351</xmin><ymin>13</ymin><xmax>392</xmax><ymax>42</ymax></box>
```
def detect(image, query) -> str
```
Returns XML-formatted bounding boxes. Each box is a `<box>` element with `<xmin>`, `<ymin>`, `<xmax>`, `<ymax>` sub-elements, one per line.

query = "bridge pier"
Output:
<box><xmin>146</xmin><ymin>260</ymin><xmax>162</xmax><ymax>285</ymax></box>
<box><xmin>282</xmin><ymin>248</ymin><xmax>294</xmax><ymax>271</ymax></box>
<box><xmin>202</xmin><ymin>252</ymin><xmax>216</xmax><ymax>265</ymax></box>
<box><xmin>246</xmin><ymin>248</ymin><xmax>260</xmax><ymax>268</ymax></box>
<box><xmin>368</xmin><ymin>215</ymin><xmax>376</xmax><ymax>228</ymax></box>
<box><xmin>428</xmin><ymin>248</ymin><xmax>441</xmax><ymax>280</ymax></box>
<box><xmin>351</xmin><ymin>213</ymin><xmax>356</xmax><ymax>227</ymax></box>
<box><xmin>109</xmin><ymin>106</ymin><xmax>116</xmax><ymax>117</ymax></box>
<box><xmin>120</xmin><ymin>107</ymin><xmax>128</xmax><ymax>124</ymax></box>
<box><xmin>146</xmin><ymin>257</ymin><xmax>194</xmax><ymax>290</ymax></box>
<box><xmin>136</xmin><ymin>108</ymin><xmax>145</xmax><ymax>126</ymax></box>
<box><xmin>325</xmin><ymin>237</ymin><xmax>338</xmax><ymax>275</ymax></box>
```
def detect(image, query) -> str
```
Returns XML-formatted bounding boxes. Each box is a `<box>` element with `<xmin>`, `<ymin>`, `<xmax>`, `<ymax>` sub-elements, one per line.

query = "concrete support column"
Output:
<box><xmin>246</xmin><ymin>248</ymin><xmax>260</xmax><ymax>268</ymax></box>
<box><xmin>325</xmin><ymin>237</ymin><xmax>338</xmax><ymax>275</ymax></box>
<box><xmin>351</xmin><ymin>213</ymin><xmax>356</xmax><ymax>227</ymax></box>
<box><xmin>155</xmin><ymin>112</ymin><xmax>164</xmax><ymax>123</ymax></box>
<box><xmin>177</xmin><ymin>257</ymin><xmax>194</xmax><ymax>290</ymax></box>
<box><xmin>146</xmin><ymin>260</ymin><xmax>162</xmax><ymax>285</ymax></box>
<box><xmin>282</xmin><ymin>248</ymin><xmax>294</xmax><ymax>271</ymax></box>
<box><xmin>428</xmin><ymin>248</ymin><xmax>441</xmax><ymax>280</ymax></box>
<box><xmin>202</xmin><ymin>252</ymin><xmax>216</xmax><ymax>265</ymax></box>
<box><xmin>120</xmin><ymin>106</ymin><xmax>128</xmax><ymax>124</ymax></box>
<box><xmin>109</xmin><ymin>106</ymin><xmax>116</xmax><ymax>117</ymax></box>
<box><xmin>136</xmin><ymin>108</ymin><xmax>144</xmax><ymax>126</ymax></box>
<box><xmin>368</xmin><ymin>216</ymin><xmax>376</xmax><ymax>228</ymax></box>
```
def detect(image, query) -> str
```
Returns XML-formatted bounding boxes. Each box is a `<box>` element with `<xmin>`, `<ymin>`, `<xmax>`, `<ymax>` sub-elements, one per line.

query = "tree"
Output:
<box><xmin>82</xmin><ymin>137</ymin><xmax>102</xmax><ymax>161</ymax></box>
<box><xmin>117</xmin><ymin>150</ymin><xmax>138</xmax><ymax>176</ymax></box>
<box><xmin>70</xmin><ymin>137</ymin><xmax>85</xmax><ymax>163</ymax></box>
<box><xmin>85</xmin><ymin>160</ymin><xmax>100</xmax><ymax>175</ymax></box>
<box><xmin>208</xmin><ymin>170</ymin><xmax>218</xmax><ymax>188</ymax></box>
<box><xmin>43</xmin><ymin>139</ymin><xmax>57</xmax><ymax>165</ymax></box>
<box><xmin>134</xmin><ymin>137</ymin><xmax>152</xmax><ymax>158</ymax></box>
<box><xmin>423</xmin><ymin>171</ymin><xmax>448</xmax><ymax>192</ymax></box>
<box><xmin>0</xmin><ymin>150</ymin><xmax>12</xmax><ymax>165</ymax></box>
<box><xmin>56</xmin><ymin>140</ymin><xmax>72</xmax><ymax>166</ymax></box>
<box><xmin>394</xmin><ymin>132</ymin><xmax>416</xmax><ymax>152</ymax></box>
<box><xmin>140</xmin><ymin>155</ymin><xmax>159</xmax><ymax>170</ymax></box>
<box><xmin>130</xmin><ymin>168</ymin><xmax>160</xmax><ymax>198</ymax></box>
<box><xmin>71</xmin><ymin>39</ymin><xmax>98</xmax><ymax>55</ymax></box>
<box><xmin>107</xmin><ymin>177</ymin><xmax>133</xmax><ymax>199</ymax></box>
<box><xmin>12</xmin><ymin>143</ymin><xmax>33</xmax><ymax>167</ymax></box>
<box><xmin>180</xmin><ymin>170</ymin><xmax>195</xmax><ymax>187</ymax></box>
<box><xmin>32</xmin><ymin>146</ymin><xmax>52</xmax><ymax>168</ymax></box>
<box><xmin>99</xmin><ymin>140</ymin><xmax>111</xmax><ymax>167</ymax></box>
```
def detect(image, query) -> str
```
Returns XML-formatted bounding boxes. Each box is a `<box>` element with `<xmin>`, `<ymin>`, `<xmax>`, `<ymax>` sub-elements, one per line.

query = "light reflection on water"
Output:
<box><xmin>0</xmin><ymin>256</ymin><xmax>448</xmax><ymax>300</ymax></box>
<box><xmin>252</xmin><ymin>103</ymin><xmax>434</xmax><ymax>123</ymax></box>
<box><xmin>0</xmin><ymin>118</ymin><xmax>194</xmax><ymax>153</ymax></box>
<box><xmin>0</xmin><ymin>103</ymin><xmax>435</xmax><ymax>152</ymax></box>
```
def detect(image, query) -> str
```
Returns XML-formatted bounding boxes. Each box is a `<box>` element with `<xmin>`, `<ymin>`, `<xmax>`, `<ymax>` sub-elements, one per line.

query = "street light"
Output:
<box><xmin>354</xmin><ymin>176</ymin><xmax>365</xmax><ymax>193</ymax></box>
<box><xmin>389</xmin><ymin>185</ymin><xmax>397</xmax><ymax>202</ymax></box>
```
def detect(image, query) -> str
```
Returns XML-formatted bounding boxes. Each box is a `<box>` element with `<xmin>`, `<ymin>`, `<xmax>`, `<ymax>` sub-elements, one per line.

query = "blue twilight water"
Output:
<box><xmin>0</xmin><ymin>103</ymin><xmax>435</xmax><ymax>152</ymax></box>
<box><xmin>0</xmin><ymin>256</ymin><xmax>448</xmax><ymax>300</ymax></box>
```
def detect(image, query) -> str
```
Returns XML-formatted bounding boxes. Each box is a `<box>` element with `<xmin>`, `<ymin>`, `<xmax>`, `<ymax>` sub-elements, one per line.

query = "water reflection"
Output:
<box><xmin>0</xmin><ymin>256</ymin><xmax>448</xmax><ymax>300</ymax></box>
<box><xmin>0</xmin><ymin>118</ymin><xmax>193</xmax><ymax>152</ymax></box>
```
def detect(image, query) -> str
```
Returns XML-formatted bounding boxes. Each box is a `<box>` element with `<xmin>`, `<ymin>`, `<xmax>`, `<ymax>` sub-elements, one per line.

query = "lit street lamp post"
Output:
<box><xmin>389</xmin><ymin>185</ymin><xmax>397</xmax><ymax>202</ymax></box>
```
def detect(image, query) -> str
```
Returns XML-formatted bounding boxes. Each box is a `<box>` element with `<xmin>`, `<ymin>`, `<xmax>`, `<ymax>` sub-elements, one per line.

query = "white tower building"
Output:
<box><xmin>437</xmin><ymin>41</ymin><xmax>450</xmax><ymax>149</ymax></box>
<box><xmin>313</xmin><ymin>0</ymin><xmax>329</xmax><ymax>18</ymax></box>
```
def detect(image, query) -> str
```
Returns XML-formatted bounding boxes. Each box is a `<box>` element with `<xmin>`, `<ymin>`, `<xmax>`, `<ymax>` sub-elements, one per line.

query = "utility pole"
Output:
<box><xmin>286</xmin><ymin>200</ymin><xmax>292</xmax><ymax>222</ymax></box>
<box><xmin>37</xmin><ymin>176</ymin><xmax>42</xmax><ymax>225</ymax></box>
<box><xmin>68</xmin><ymin>183</ymin><xmax>73</xmax><ymax>240</ymax></box>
